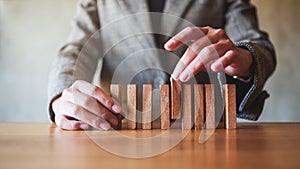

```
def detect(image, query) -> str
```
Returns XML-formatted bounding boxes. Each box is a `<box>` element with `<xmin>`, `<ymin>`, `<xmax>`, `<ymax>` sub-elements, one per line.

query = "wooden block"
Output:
<box><xmin>224</xmin><ymin>84</ymin><xmax>237</xmax><ymax>129</ymax></box>
<box><xmin>152</xmin><ymin>118</ymin><xmax>161</xmax><ymax>129</ymax></box>
<box><xmin>171</xmin><ymin>77</ymin><xmax>181</xmax><ymax>119</ymax></box>
<box><xmin>205</xmin><ymin>84</ymin><xmax>215</xmax><ymax>129</ymax></box>
<box><xmin>151</xmin><ymin>90</ymin><xmax>161</xmax><ymax>129</ymax></box>
<box><xmin>194</xmin><ymin>84</ymin><xmax>204</xmax><ymax>130</ymax></box>
<box><xmin>182</xmin><ymin>85</ymin><xmax>192</xmax><ymax>130</ymax></box>
<box><xmin>160</xmin><ymin>84</ymin><xmax>170</xmax><ymax>130</ymax></box>
<box><xmin>110</xmin><ymin>84</ymin><xmax>123</xmax><ymax>130</ymax></box>
<box><xmin>142</xmin><ymin>85</ymin><xmax>152</xmax><ymax>130</ymax></box>
<box><xmin>169</xmin><ymin>120</ymin><xmax>182</xmax><ymax>129</ymax></box>
<box><xmin>127</xmin><ymin>84</ymin><xmax>137</xmax><ymax>130</ymax></box>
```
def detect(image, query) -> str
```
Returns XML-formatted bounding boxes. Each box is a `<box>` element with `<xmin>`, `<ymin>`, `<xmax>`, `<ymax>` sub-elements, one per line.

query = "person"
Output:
<box><xmin>48</xmin><ymin>0</ymin><xmax>276</xmax><ymax>130</ymax></box>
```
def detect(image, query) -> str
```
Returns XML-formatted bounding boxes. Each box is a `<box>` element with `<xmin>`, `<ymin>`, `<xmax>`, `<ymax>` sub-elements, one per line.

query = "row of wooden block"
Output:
<box><xmin>110</xmin><ymin>82</ymin><xmax>236</xmax><ymax>130</ymax></box>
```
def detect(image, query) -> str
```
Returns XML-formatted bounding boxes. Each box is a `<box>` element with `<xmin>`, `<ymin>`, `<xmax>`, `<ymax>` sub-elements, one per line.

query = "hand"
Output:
<box><xmin>52</xmin><ymin>80</ymin><xmax>121</xmax><ymax>130</ymax></box>
<box><xmin>164</xmin><ymin>26</ymin><xmax>253</xmax><ymax>82</ymax></box>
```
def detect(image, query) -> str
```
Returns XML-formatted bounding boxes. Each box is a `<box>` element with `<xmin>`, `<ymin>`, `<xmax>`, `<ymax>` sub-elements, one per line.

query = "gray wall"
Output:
<box><xmin>0</xmin><ymin>0</ymin><xmax>299</xmax><ymax>122</ymax></box>
<box><xmin>252</xmin><ymin>0</ymin><xmax>300</xmax><ymax>122</ymax></box>
<box><xmin>0</xmin><ymin>0</ymin><xmax>77</xmax><ymax>122</ymax></box>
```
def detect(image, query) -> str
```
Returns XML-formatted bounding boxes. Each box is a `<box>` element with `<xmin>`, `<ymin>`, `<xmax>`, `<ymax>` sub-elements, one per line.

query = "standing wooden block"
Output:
<box><xmin>142</xmin><ymin>85</ymin><xmax>152</xmax><ymax>130</ymax></box>
<box><xmin>194</xmin><ymin>84</ymin><xmax>204</xmax><ymax>130</ymax></box>
<box><xmin>127</xmin><ymin>84</ymin><xmax>137</xmax><ymax>130</ymax></box>
<box><xmin>171</xmin><ymin>77</ymin><xmax>181</xmax><ymax>119</ymax></box>
<box><xmin>151</xmin><ymin>90</ymin><xmax>161</xmax><ymax>129</ymax></box>
<box><xmin>160</xmin><ymin>84</ymin><xmax>170</xmax><ymax>130</ymax></box>
<box><xmin>224</xmin><ymin>84</ymin><xmax>237</xmax><ymax>129</ymax></box>
<box><xmin>182</xmin><ymin>85</ymin><xmax>192</xmax><ymax>130</ymax></box>
<box><xmin>205</xmin><ymin>84</ymin><xmax>215</xmax><ymax>129</ymax></box>
<box><xmin>110</xmin><ymin>84</ymin><xmax>123</xmax><ymax>130</ymax></box>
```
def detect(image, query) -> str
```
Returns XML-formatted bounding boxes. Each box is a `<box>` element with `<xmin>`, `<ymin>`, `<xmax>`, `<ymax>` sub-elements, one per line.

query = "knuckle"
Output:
<box><xmin>61</xmin><ymin>88</ymin><xmax>72</xmax><ymax>98</ymax></box>
<box><xmin>229</xmin><ymin>49</ymin><xmax>237</xmax><ymax>56</ymax></box>
<box><xmin>212</xmin><ymin>43</ymin><xmax>220</xmax><ymax>52</ymax></box>
<box><xmin>97</xmin><ymin>106</ymin><xmax>108</xmax><ymax>119</ymax></box>
<box><xmin>222</xmin><ymin>56</ymin><xmax>230</xmax><ymax>64</ymax></box>
<box><xmin>186</xmin><ymin>46</ymin><xmax>197</xmax><ymax>57</ymax></box>
<box><xmin>72</xmin><ymin>80</ymin><xmax>80</xmax><ymax>88</ymax></box>
<box><xmin>82</xmin><ymin>97</ymin><xmax>94</xmax><ymax>108</ymax></box>
<box><xmin>205</xmin><ymin>26</ymin><xmax>212</xmax><ymax>29</ymax></box>
<box><xmin>91</xmin><ymin>86</ymin><xmax>100</xmax><ymax>96</ymax></box>
<box><xmin>222</xmin><ymin>39</ymin><xmax>231</xmax><ymax>45</ymax></box>
<box><xmin>62</xmin><ymin>88</ymin><xmax>70</xmax><ymax>94</ymax></box>
<box><xmin>91</xmin><ymin>118</ymin><xmax>104</xmax><ymax>128</ymax></box>
<box><xmin>72</xmin><ymin>105</ymin><xmax>82</xmax><ymax>117</ymax></box>
<box><xmin>105</xmin><ymin>99</ymin><xmax>114</xmax><ymax>108</ymax></box>
<box><xmin>190</xmin><ymin>63</ymin><xmax>200</xmax><ymax>73</ymax></box>
<box><xmin>101</xmin><ymin>110</ymin><xmax>113</xmax><ymax>120</ymax></box>
<box><xmin>215</xmin><ymin>28</ymin><xmax>225</xmax><ymax>37</ymax></box>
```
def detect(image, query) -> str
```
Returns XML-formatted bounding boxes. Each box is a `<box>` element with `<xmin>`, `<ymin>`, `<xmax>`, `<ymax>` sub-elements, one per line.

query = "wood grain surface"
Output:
<box><xmin>1</xmin><ymin>123</ymin><xmax>300</xmax><ymax>169</ymax></box>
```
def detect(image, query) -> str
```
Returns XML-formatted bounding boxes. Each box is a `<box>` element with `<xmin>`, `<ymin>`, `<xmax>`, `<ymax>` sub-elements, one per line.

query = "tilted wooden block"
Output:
<box><xmin>171</xmin><ymin>77</ymin><xmax>181</xmax><ymax>120</ymax></box>
<box><xmin>160</xmin><ymin>84</ymin><xmax>170</xmax><ymax>130</ymax></box>
<box><xmin>127</xmin><ymin>84</ymin><xmax>137</xmax><ymax>130</ymax></box>
<box><xmin>205</xmin><ymin>84</ymin><xmax>215</xmax><ymax>129</ymax></box>
<box><xmin>182</xmin><ymin>85</ymin><xmax>192</xmax><ymax>130</ymax></box>
<box><xmin>224</xmin><ymin>84</ymin><xmax>237</xmax><ymax>129</ymax></box>
<box><xmin>194</xmin><ymin>84</ymin><xmax>204</xmax><ymax>130</ymax></box>
<box><xmin>151</xmin><ymin>89</ymin><xmax>161</xmax><ymax>129</ymax></box>
<box><xmin>142</xmin><ymin>85</ymin><xmax>152</xmax><ymax>130</ymax></box>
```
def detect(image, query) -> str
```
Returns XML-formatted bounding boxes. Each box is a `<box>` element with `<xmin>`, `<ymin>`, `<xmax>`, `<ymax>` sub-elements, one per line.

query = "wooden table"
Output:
<box><xmin>0</xmin><ymin>123</ymin><xmax>300</xmax><ymax>169</ymax></box>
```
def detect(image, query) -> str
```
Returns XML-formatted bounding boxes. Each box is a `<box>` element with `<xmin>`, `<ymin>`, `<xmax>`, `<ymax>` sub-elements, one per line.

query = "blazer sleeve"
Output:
<box><xmin>47</xmin><ymin>0</ymin><xmax>100</xmax><ymax>122</ymax></box>
<box><xmin>224</xmin><ymin>0</ymin><xmax>277</xmax><ymax>120</ymax></box>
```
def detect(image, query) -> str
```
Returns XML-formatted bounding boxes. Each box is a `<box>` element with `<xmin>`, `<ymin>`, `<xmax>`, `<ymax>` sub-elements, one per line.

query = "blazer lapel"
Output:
<box><xmin>116</xmin><ymin>0</ymin><xmax>195</xmax><ymax>47</ymax></box>
<box><xmin>117</xmin><ymin>0</ymin><xmax>156</xmax><ymax>49</ymax></box>
<box><xmin>162</xmin><ymin>0</ymin><xmax>196</xmax><ymax>36</ymax></box>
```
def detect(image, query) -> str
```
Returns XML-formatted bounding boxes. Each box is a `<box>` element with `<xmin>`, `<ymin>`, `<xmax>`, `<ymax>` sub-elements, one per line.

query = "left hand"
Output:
<box><xmin>164</xmin><ymin>26</ymin><xmax>253</xmax><ymax>82</ymax></box>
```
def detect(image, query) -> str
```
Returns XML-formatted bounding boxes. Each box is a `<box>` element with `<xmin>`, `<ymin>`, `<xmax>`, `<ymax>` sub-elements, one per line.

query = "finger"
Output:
<box><xmin>71</xmin><ymin>80</ymin><xmax>121</xmax><ymax>114</ymax></box>
<box><xmin>179</xmin><ymin>43</ymin><xmax>230</xmax><ymax>82</ymax></box>
<box><xmin>172</xmin><ymin>35</ymin><xmax>213</xmax><ymax>80</ymax></box>
<box><xmin>219</xmin><ymin>50</ymin><xmax>240</xmax><ymax>76</ymax></box>
<box><xmin>61</xmin><ymin>88</ymin><xmax>119</xmax><ymax>127</ymax></box>
<box><xmin>59</xmin><ymin>100</ymin><xmax>111</xmax><ymax>130</ymax></box>
<box><xmin>164</xmin><ymin>27</ymin><xmax>209</xmax><ymax>51</ymax></box>
<box><xmin>55</xmin><ymin>114</ymin><xmax>82</xmax><ymax>131</ymax></box>
<box><xmin>211</xmin><ymin>50</ymin><xmax>236</xmax><ymax>73</ymax></box>
<box><xmin>206</xmin><ymin>59</ymin><xmax>218</xmax><ymax>73</ymax></box>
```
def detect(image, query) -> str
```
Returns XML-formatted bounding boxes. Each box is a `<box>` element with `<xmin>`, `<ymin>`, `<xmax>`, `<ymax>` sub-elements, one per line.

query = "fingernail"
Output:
<box><xmin>109</xmin><ymin>118</ymin><xmax>118</xmax><ymax>126</ymax></box>
<box><xmin>171</xmin><ymin>73</ymin><xmax>179</xmax><ymax>81</ymax></box>
<box><xmin>180</xmin><ymin>71</ymin><xmax>189</xmax><ymax>82</ymax></box>
<box><xmin>80</xmin><ymin>123</ymin><xmax>89</xmax><ymax>130</ymax></box>
<box><xmin>112</xmin><ymin>104</ymin><xmax>121</xmax><ymax>113</ymax></box>
<box><xmin>100</xmin><ymin>123</ymin><xmax>111</xmax><ymax>130</ymax></box>
<box><xmin>164</xmin><ymin>40</ymin><xmax>175</xmax><ymax>50</ymax></box>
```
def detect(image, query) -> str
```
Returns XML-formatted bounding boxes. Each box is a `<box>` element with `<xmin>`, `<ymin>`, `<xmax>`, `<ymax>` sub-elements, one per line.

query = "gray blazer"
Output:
<box><xmin>48</xmin><ymin>0</ymin><xmax>276</xmax><ymax>122</ymax></box>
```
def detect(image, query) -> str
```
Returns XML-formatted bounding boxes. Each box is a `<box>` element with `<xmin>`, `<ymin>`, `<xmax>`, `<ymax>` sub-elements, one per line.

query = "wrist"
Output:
<box><xmin>237</xmin><ymin>47</ymin><xmax>253</xmax><ymax>77</ymax></box>
<box><xmin>234</xmin><ymin>41</ymin><xmax>257</xmax><ymax>83</ymax></box>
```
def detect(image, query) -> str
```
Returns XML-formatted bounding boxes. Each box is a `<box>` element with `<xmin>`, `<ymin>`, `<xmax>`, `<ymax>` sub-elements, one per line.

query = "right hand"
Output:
<box><xmin>52</xmin><ymin>80</ymin><xmax>121</xmax><ymax>131</ymax></box>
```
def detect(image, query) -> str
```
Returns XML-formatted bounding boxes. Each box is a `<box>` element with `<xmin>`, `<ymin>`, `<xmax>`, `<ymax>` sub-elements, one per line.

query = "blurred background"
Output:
<box><xmin>0</xmin><ymin>0</ymin><xmax>299</xmax><ymax>122</ymax></box>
